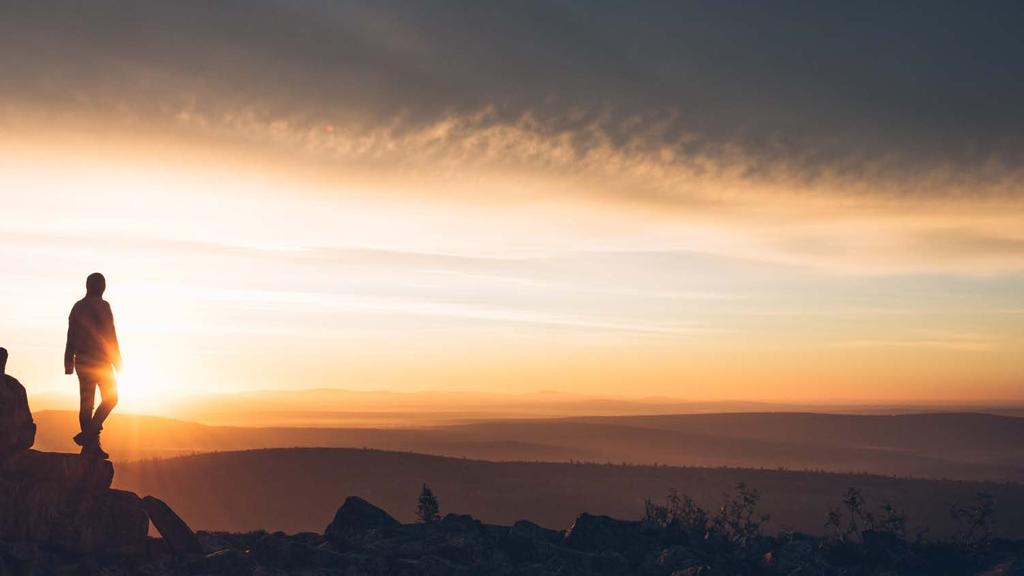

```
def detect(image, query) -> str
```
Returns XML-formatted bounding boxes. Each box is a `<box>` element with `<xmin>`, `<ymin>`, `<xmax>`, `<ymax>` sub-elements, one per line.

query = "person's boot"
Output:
<box><xmin>80</xmin><ymin>432</ymin><xmax>109</xmax><ymax>460</ymax></box>
<box><xmin>80</xmin><ymin>440</ymin><xmax>94</xmax><ymax>455</ymax></box>
<box><xmin>73</xmin><ymin>422</ymin><xmax>98</xmax><ymax>444</ymax></box>
<box><xmin>74</xmin><ymin>423</ymin><xmax>100</xmax><ymax>446</ymax></box>
<box><xmin>91</xmin><ymin>437</ymin><xmax>110</xmax><ymax>460</ymax></box>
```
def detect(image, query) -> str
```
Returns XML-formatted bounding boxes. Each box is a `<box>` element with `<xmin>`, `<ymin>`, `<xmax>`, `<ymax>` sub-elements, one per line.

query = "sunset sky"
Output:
<box><xmin>1</xmin><ymin>2</ymin><xmax>1023</xmax><ymax>412</ymax></box>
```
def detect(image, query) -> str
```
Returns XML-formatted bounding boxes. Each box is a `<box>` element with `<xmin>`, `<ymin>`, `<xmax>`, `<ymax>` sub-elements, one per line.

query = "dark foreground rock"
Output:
<box><xmin>325</xmin><ymin>496</ymin><xmax>400</xmax><ymax>539</ymax></box>
<box><xmin>0</xmin><ymin>451</ymin><xmax>149</xmax><ymax>554</ymax></box>
<box><xmin>143</xmin><ymin>495</ymin><xmax>205</xmax><ymax>556</ymax></box>
<box><xmin>0</xmin><ymin>387</ymin><xmax>149</xmax><ymax>558</ymax></box>
<box><xmin>0</xmin><ymin>381</ymin><xmax>240</xmax><ymax>574</ymax></box>
<box><xmin>7</xmin><ymin>495</ymin><xmax>1021</xmax><ymax>576</ymax></box>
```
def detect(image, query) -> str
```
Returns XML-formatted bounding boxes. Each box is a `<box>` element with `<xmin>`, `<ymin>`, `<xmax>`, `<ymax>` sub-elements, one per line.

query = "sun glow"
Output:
<box><xmin>106</xmin><ymin>282</ymin><xmax>205</xmax><ymax>414</ymax></box>
<box><xmin>1</xmin><ymin>132</ymin><xmax>1023</xmax><ymax>409</ymax></box>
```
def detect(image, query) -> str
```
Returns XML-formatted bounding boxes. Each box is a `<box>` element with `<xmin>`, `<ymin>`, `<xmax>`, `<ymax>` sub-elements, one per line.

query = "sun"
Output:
<box><xmin>112</xmin><ymin>359</ymin><xmax>175</xmax><ymax>415</ymax></box>
<box><xmin>107</xmin><ymin>285</ymin><xmax>197</xmax><ymax>416</ymax></box>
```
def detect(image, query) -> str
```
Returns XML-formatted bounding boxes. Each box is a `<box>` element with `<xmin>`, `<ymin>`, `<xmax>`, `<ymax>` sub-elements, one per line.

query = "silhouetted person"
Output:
<box><xmin>0</xmin><ymin>347</ymin><xmax>36</xmax><ymax>459</ymax></box>
<box><xmin>65</xmin><ymin>273</ymin><xmax>122</xmax><ymax>459</ymax></box>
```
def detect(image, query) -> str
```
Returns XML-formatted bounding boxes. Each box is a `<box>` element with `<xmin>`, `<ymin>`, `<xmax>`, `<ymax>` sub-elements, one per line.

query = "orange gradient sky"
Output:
<box><xmin>1</xmin><ymin>3</ymin><xmax>1022</xmax><ymax>412</ymax></box>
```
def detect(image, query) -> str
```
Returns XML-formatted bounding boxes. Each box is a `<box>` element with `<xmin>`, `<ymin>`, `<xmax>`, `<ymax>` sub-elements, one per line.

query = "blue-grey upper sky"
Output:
<box><xmin>2</xmin><ymin>1</ymin><xmax>1023</xmax><ymax>185</ymax></box>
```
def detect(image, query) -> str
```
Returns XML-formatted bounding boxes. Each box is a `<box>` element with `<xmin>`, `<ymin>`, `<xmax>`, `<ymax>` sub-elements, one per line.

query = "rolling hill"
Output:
<box><xmin>32</xmin><ymin>410</ymin><xmax>1024</xmax><ymax>481</ymax></box>
<box><xmin>113</xmin><ymin>447</ymin><xmax>1024</xmax><ymax>539</ymax></box>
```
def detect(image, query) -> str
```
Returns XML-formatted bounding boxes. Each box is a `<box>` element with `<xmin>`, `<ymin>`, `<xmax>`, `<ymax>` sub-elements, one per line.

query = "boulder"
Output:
<box><xmin>0</xmin><ymin>478</ymin><xmax>148</xmax><ymax>553</ymax></box>
<box><xmin>0</xmin><ymin>451</ymin><xmax>147</xmax><ymax>553</ymax></box>
<box><xmin>325</xmin><ymin>497</ymin><xmax>399</xmax><ymax>539</ymax></box>
<box><xmin>503</xmin><ymin>520</ymin><xmax>562</xmax><ymax>563</ymax></box>
<box><xmin>508</xmin><ymin>520</ymin><xmax>561</xmax><ymax>544</ymax></box>
<box><xmin>0</xmin><ymin>381</ymin><xmax>152</xmax><ymax>556</ymax></box>
<box><xmin>564</xmin><ymin>513</ymin><xmax>655</xmax><ymax>565</ymax></box>
<box><xmin>142</xmin><ymin>495</ymin><xmax>204</xmax><ymax>556</ymax></box>
<box><xmin>564</xmin><ymin>513</ymin><xmax>643</xmax><ymax>553</ymax></box>
<box><xmin>0</xmin><ymin>449</ymin><xmax>113</xmax><ymax>491</ymax></box>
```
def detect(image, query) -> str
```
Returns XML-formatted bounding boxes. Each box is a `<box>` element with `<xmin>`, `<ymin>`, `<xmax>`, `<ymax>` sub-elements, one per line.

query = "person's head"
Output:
<box><xmin>86</xmin><ymin>273</ymin><xmax>106</xmax><ymax>297</ymax></box>
<box><xmin>0</xmin><ymin>347</ymin><xmax>7</xmax><ymax>375</ymax></box>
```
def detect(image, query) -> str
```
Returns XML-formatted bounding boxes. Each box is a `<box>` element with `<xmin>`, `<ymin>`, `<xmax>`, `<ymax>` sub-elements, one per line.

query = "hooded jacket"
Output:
<box><xmin>64</xmin><ymin>293</ymin><xmax>122</xmax><ymax>372</ymax></box>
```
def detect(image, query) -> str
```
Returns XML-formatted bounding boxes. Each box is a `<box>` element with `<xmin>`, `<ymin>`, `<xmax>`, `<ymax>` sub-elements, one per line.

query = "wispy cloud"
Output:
<box><xmin>831</xmin><ymin>331</ymin><xmax>1002</xmax><ymax>352</ymax></box>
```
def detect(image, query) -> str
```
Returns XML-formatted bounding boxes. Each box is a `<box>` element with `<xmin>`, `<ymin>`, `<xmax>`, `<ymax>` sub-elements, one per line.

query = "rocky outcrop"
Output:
<box><xmin>4</xmin><ymin>494</ymin><xmax>1024</xmax><ymax>575</ymax></box>
<box><xmin>0</xmin><ymin>384</ymin><xmax>149</xmax><ymax>556</ymax></box>
<box><xmin>0</xmin><ymin>450</ymin><xmax>148</xmax><ymax>553</ymax></box>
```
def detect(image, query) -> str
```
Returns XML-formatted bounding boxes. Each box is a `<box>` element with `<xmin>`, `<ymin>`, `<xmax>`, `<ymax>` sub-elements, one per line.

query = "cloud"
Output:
<box><xmin>2</xmin><ymin>1</ymin><xmax>1022</xmax><ymax>187</ymax></box>
<box><xmin>3</xmin><ymin>2</ymin><xmax>1024</xmax><ymax>277</ymax></box>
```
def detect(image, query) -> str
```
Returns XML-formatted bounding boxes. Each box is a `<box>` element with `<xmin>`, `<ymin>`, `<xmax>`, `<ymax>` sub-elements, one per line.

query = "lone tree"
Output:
<box><xmin>417</xmin><ymin>483</ymin><xmax>440</xmax><ymax>523</ymax></box>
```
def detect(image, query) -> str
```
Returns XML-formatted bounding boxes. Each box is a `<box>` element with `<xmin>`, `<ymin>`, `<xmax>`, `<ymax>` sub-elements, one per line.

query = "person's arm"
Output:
<box><xmin>108</xmin><ymin>303</ymin><xmax>122</xmax><ymax>371</ymax></box>
<box><xmin>64</xmin><ymin>307</ymin><xmax>77</xmax><ymax>375</ymax></box>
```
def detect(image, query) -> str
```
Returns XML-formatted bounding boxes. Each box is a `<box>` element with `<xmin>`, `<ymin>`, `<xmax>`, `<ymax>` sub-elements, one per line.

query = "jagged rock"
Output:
<box><xmin>0</xmin><ymin>383</ymin><xmax>149</xmax><ymax>555</ymax></box>
<box><xmin>510</xmin><ymin>520</ymin><xmax>561</xmax><ymax>543</ymax></box>
<box><xmin>502</xmin><ymin>520</ymin><xmax>562</xmax><ymax>563</ymax></box>
<box><xmin>0</xmin><ymin>489</ymin><xmax>1021</xmax><ymax>576</ymax></box>
<box><xmin>564</xmin><ymin>512</ymin><xmax>658</xmax><ymax>566</ymax></box>
<box><xmin>142</xmin><ymin>495</ymin><xmax>204</xmax><ymax>556</ymax></box>
<box><xmin>325</xmin><ymin>496</ymin><xmax>399</xmax><ymax>539</ymax></box>
<box><xmin>0</xmin><ymin>449</ymin><xmax>113</xmax><ymax>491</ymax></box>
<box><xmin>0</xmin><ymin>451</ymin><xmax>147</xmax><ymax>553</ymax></box>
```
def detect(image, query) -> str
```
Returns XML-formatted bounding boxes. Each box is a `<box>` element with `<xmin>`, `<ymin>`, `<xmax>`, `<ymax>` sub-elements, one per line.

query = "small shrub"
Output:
<box><xmin>826</xmin><ymin>488</ymin><xmax>909</xmax><ymax>543</ymax></box>
<box><xmin>417</xmin><ymin>483</ymin><xmax>440</xmax><ymax>523</ymax></box>
<box><xmin>825</xmin><ymin>507</ymin><xmax>845</xmax><ymax>541</ymax></box>
<box><xmin>842</xmin><ymin>488</ymin><xmax>873</xmax><ymax>537</ymax></box>
<box><xmin>713</xmin><ymin>482</ymin><xmax>769</xmax><ymax>546</ymax></box>
<box><xmin>950</xmin><ymin>492</ymin><xmax>994</xmax><ymax>548</ymax></box>
<box><xmin>643</xmin><ymin>489</ymin><xmax>709</xmax><ymax>539</ymax></box>
<box><xmin>643</xmin><ymin>496</ymin><xmax>669</xmax><ymax>528</ymax></box>
<box><xmin>876</xmin><ymin>503</ymin><xmax>908</xmax><ymax>540</ymax></box>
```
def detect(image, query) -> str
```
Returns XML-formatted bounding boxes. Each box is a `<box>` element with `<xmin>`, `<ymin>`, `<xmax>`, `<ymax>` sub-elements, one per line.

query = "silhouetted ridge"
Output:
<box><xmin>34</xmin><ymin>492</ymin><xmax>1020</xmax><ymax>575</ymax></box>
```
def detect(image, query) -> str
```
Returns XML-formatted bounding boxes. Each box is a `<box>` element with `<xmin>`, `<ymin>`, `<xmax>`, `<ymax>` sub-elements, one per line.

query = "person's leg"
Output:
<box><xmin>90</xmin><ymin>367</ymin><xmax>118</xmax><ymax>433</ymax></box>
<box><xmin>78</xmin><ymin>370</ymin><xmax>97</xmax><ymax>435</ymax></box>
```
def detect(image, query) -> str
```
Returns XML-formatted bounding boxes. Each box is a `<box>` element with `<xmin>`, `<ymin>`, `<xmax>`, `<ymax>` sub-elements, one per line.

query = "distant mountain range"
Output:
<box><xmin>30</xmin><ymin>388</ymin><xmax>1024</xmax><ymax>428</ymax></box>
<box><xmin>32</xmin><ymin>409</ymin><xmax>1024</xmax><ymax>481</ymax></box>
